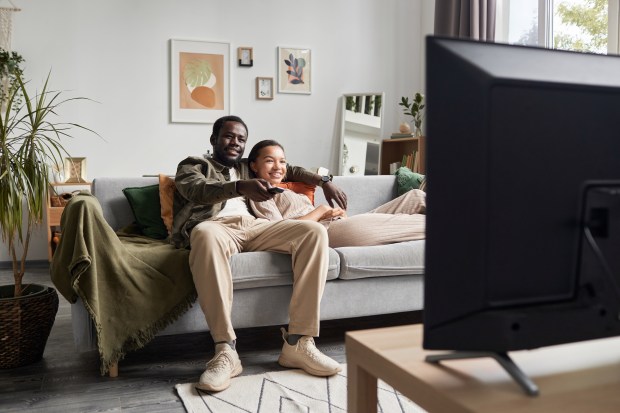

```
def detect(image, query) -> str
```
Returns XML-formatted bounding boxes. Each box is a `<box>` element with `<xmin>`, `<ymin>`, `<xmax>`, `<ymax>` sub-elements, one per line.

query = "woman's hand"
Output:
<box><xmin>318</xmin><ymin>206</ymin><xmax>347</xmax><ymax>221</ymax></box>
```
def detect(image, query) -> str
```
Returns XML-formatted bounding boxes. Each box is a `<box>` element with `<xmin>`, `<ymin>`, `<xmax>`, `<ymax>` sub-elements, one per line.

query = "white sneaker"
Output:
<box><xmin>278</xmin><ymin>328</ymin><xmax>342</xmax><ymax>376</ymax></box>
<box><xmin>196</xmin><ymin>343</ymin><xmax>243</xmax><ymax>392</ymax></box>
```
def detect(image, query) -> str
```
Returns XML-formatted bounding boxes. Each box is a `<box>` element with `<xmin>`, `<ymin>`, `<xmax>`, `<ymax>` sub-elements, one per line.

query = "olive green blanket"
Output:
<box><xmin>50</xmin><ymin>193</ymin><xmax>196</xmax><ymax>375</ymax></box>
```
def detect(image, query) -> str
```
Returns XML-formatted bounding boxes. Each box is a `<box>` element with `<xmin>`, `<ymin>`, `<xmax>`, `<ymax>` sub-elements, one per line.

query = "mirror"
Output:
<box><xmin>337</xmin><ymin>92</ymin><xmax>384</xmax><ymax>176</ymax></box>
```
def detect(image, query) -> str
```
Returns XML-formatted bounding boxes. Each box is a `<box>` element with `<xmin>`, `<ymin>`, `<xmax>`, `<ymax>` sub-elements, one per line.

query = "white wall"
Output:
<box><xmin>2</xmin><ymin>0</ymin><xmax>428</xmax><ymax>262</ymax></box>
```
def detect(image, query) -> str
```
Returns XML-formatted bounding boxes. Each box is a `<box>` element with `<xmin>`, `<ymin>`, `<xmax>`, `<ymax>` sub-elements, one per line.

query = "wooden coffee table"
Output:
<box><xmin>346</xmin><ymin>324</ymin><xmax>620</xmax><ymax>413</ymax></box>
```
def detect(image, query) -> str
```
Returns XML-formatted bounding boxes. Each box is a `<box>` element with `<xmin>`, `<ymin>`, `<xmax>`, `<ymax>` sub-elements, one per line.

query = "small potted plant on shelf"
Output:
<box><xmin>399</xmin><ymin>92</ymin><xmax>425</xmax><ymax>137</ymax></box>
<box><xmin>0</xmin><ymin>48</ymin><xmax>98</xmax><ymax>368</ymax></box>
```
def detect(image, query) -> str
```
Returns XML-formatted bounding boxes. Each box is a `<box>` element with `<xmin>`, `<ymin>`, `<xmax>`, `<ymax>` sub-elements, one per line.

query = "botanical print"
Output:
<box><xmin>179</xmin><ymin>52</ymin><xmax>224</xmax><ymax>110</ymax></box>
<box><xmin>278</xmin><ymin>47</ymin><xmax>311</xmax><ymax>94</ymax></box>
<box><xmin>284</xmin><ymin>52</ymin><xmax>306</xmax><ymax>85</ymax></box>
<box><xmin>170</xmin><ymin>39</ymin><xmax>230</xmax><ymax>123</ymax></box>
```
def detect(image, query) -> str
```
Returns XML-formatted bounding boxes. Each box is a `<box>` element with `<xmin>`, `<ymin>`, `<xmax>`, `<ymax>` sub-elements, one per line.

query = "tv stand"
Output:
<box><xmin>426</xmin><ymin>351</ymin><xmax>539</xmax><ymax>396</ymax></box>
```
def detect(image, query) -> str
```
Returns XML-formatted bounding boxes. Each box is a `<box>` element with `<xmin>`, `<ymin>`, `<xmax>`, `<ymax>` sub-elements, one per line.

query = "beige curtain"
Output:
<box><xmin>435</xmin><ymin>0</ymin><xmax>496</xmax><ymax>41</ymax></box>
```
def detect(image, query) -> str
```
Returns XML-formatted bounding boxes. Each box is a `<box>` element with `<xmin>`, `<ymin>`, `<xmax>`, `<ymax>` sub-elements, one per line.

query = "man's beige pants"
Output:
<box><xmin>189</xmin><ymin>216</ymin><xmax>329</xmax><ymax>343</ymax></box>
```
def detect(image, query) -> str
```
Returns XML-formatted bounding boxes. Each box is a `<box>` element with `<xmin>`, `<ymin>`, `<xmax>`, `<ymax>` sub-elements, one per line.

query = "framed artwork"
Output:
<box><xmin>278</xmin><ymin>47</ymin><xmax>311</xmax><ymax>94</ymax></box>
<box><xmin>238</xmin><ymin>47</ymin><xmax>253</xmax><ymax>67</ymax></box>
<box><xmin>64</xmin><ymin>157</ymin><xmax>88</xmax><ymax>183</ymax></box>
<box><xmin>256</xmin><ymin>77</ymin><xmax>274</xmax><ymax>100</ymax></box>
<box><xmin>170</xmin><ymin>39</ymin><xmax>230</xmax><ymax>123</ymax></box>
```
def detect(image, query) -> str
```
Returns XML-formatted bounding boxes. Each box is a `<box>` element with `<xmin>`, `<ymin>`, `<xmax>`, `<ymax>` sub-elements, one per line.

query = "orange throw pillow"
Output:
<box><xmin>159</xmin><ymin>174</ymin><xmax>175</xmax><ymax>236</ymax></box>
<box><xmin>276</xmin><ymin>182</ymin><xmax>316</xmax><ymax>205</ymax></box>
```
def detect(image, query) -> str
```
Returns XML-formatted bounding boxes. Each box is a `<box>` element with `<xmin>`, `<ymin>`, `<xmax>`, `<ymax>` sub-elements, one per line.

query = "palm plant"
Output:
<box><xmin>0</xmin><ymin>57</ymin><xmax>96</xmax><ymax>297</ymax></box>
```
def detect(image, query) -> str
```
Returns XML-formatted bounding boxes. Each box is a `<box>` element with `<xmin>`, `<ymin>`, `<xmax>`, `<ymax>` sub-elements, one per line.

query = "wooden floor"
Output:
<box><xmin>0</xmin><ymin>266</ymin><xmax>420</xmax><ymax>412</ymax></box>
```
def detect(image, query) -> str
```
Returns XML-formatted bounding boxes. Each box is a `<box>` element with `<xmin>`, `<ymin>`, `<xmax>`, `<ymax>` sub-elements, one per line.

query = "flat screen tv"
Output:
<box><xmin>423</xmin><ymin>36</ymin><xmax>620</xmax><ymax>394</ymax></box>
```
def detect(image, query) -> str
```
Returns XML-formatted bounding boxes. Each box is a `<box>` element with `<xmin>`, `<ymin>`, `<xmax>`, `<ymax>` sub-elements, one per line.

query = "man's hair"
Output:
<box><xmin>211</xmin><ymin>115</ymin><xmax>249</xmax><ymax>141</ymax></box>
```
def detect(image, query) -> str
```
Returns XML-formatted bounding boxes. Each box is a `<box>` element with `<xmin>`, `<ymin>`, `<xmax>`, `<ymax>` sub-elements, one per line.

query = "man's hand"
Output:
<box><xmin>236</xmin><ymin>179</ymin><xmax>275</xmax><ymax>202</ymax></box>
<box><xmin>322</xmin><ymin>181</ymin><xmax>348</xmax><ymax>209</ymax></box>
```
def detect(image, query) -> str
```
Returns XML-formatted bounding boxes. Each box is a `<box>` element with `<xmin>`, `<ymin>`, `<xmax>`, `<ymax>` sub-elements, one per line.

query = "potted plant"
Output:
<box><xmin>399</xmin><ymin>92</ymin><xmax>425</xmax><ymax>137</ymax></box>
<box><xmin>0</xmin><ymin>48</ymin><xmax>96</xmax><ymax>368</ymax></box>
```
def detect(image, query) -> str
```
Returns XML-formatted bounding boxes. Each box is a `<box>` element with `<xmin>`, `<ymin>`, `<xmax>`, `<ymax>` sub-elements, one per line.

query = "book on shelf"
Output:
<box><xmin>391</xmin><ymin>132</ymin><xmax>413</xmax><ymax>139</ymax></box>
<box><xmin>400</xmin><ymin>150</ymin><xmax>421</xmax><ymax>173</ymax></box>
<box><xmin>389</xmin><ymin>161</ymin><xmax>401</xmax><ymax>175</ymax></box>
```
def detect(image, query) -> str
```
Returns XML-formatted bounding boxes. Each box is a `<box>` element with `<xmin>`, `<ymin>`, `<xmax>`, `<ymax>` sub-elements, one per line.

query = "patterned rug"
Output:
<box><xmin>175</xmin><ymin>364</ymin><xmax>425</xmax><ymax>412</ymax></box>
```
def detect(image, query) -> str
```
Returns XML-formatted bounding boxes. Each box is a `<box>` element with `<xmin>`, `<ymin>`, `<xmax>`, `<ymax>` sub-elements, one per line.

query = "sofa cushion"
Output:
<box><xmin>276</xmin><ymin>182</ymin><xmax>316</xmax><ymax>204</ymax></box>
<box><xmin>395</xmin><ymin>166</ymin><xmax>425</xmax><ymax>196</ymax></box>
<box><xmin>335</xmin><ymin>240</ymin><xmax>424</xmax><ymax>280</ymax></box>
<box><xmin>229</xmin><ymin>248</ymin><xmax>340</xmax><ymax>290</ymax></box>
<box><xmin>159</xmin><ymin>174</ymin><xmax>175</xmax><ymax>235</ymax></box>
<box><xmin>122</xmin><ymin>184</ymin><xmax>168</xmax><ymax>239</ymax></box>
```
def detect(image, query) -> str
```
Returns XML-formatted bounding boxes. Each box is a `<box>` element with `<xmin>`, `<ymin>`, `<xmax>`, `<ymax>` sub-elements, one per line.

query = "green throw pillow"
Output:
<box><xmin>122</xmin><ymin>184</ymin><xmax>168</xmax><ymax>239</ymax></box>
<box><xmin>395</xmin><ymin>166</ymin><xmax>425</xmax><ymax>196</ymax></box>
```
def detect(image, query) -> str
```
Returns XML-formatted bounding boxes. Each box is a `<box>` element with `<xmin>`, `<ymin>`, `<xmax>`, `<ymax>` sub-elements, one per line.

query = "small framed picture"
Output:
<box><xmin>238</xmin><ymin>47</ymin><xmax>253</xmax><ymax>67</ymax></box>
<box><xmin>64</xmin><ymin>157</ymin><xmax>88</xmax><ymax>183</ymax></box>
<box><xmin>256</xmin><ymin>77</ymin><xmax>274</xmax><ymax>100</ymax></box>
<box><xmin>278</xmin><ymin>47</ymin><xmax>311</xmax><ymax>94</ymax></box>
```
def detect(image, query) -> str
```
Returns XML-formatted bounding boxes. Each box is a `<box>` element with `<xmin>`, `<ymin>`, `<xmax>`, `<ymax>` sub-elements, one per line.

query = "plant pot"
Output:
<box><xmin>0</xmin><ymin>284</ymin><xmax>59</xmax><ymax>369</ymax></box>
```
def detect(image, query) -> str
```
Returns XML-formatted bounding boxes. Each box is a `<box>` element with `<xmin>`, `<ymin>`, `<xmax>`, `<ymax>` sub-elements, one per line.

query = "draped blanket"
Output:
<box><xmin>50</xmin><ymin>193</ymin><xmax>196</xmax><ymax>375</ymax></box>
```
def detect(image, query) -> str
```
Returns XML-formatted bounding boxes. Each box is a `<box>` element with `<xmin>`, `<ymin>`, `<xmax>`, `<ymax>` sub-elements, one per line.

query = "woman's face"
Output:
<box><xmin>250</xmin><ymin>145</ymin><xmax>287</xmax><ymax>185</ymax></box>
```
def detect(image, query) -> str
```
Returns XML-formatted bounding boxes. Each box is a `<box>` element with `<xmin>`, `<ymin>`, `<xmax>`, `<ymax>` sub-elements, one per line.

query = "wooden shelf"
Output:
<box><xmin>379</xmin><ymin>136</ymin><xmax>425</xmax><ymax>175</ymax></box>
<box><xmin>45</xmin><ymin>182</ymin><xmax>92</xmax><ymax>262</ymax></box>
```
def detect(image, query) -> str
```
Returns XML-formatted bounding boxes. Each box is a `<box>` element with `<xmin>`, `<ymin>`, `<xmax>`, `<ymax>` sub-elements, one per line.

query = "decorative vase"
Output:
<box><xmin>399</xmin><ymin>122</ymin><xmax>411</xmax><ymax>134</ymax></box>
<box><xmin>0</xmin><ymin>284</ymin><xmax>59</xmax><ymax>369</ymax></box>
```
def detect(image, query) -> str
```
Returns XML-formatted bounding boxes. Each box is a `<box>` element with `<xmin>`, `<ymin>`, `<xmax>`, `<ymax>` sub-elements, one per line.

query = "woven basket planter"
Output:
<box><xmin>0</xmin><ymin>284</ymin><xmax>59</xmax><ymax>369</ymax></box>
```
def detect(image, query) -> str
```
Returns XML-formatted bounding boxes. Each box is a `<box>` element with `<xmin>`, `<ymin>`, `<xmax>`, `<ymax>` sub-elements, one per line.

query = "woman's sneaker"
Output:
<box><xmin>196</xmin><ymin>343</ymin><xmax>243</xmax><ymax>392</ymax></box>
<box><xmin>277</xmin><ymin>328</ymin><xmax>342</xmax><ymax>376</ymax></box>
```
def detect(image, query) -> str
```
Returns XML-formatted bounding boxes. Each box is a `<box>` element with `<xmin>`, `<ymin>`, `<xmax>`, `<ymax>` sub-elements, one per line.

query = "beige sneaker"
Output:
<box><xmin>277</xmin><ymin>328</ymin><xmax>342</xmax><ymax>376</ymax></box>
<box><xmin>196</xmin><ymin>343</ymin><xmax>243</xmax><ymax>392</ymax></box>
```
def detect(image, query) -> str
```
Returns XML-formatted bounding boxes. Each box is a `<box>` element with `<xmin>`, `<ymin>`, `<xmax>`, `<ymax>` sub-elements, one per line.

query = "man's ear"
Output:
<box><xmin>209</xmin><ymin>134</ymin><xmax>217</xmax><ymax>146</ymax></box>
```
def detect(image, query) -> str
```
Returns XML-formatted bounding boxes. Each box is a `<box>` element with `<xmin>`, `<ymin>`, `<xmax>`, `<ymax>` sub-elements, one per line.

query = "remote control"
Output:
<box><xmin>267</xmin><ymin>186</ymin><xmax>284</xmax><ymax>194</ymax></box>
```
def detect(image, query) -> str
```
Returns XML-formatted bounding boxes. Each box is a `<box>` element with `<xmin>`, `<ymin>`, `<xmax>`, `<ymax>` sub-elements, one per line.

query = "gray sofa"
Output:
<box><xmin>71</xmin><ymin>175</ymin><xmax>425</xmax><ymax>354</ymax></box>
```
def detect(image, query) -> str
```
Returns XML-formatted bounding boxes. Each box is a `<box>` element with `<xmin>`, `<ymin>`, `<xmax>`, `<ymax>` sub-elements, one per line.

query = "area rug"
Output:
<box><xmin>175</xmin><ymin>364</ymin><xmax>426</xmax><ymax>412</ymax></box>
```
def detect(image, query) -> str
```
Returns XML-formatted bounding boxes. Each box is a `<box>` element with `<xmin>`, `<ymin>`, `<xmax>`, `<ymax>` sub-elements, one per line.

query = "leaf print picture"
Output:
<box><xmin>180</xmin><ymin>53</ymin><xmax>224</xmax><ymax>109</ymax></box>
<box><xmin>278</xmin><ymin>47</ymin><xmax>311</xmax><ymax>94</ymax></box>
<box><xmin>170</xmin><ymin>40</ymin><xmax>230</xmax><ymax>123</ymax></box>
<box><xmin>285</xmin><ymin>53</ymin><xmax>305</xmax><ymax>84</ymax></box>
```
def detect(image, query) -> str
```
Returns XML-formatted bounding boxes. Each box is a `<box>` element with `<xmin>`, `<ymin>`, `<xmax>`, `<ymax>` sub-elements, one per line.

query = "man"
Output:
<box><xmin>172</xmin><ymin>115</ymin><xmax>348</xmax><ymax>392</ymax></box>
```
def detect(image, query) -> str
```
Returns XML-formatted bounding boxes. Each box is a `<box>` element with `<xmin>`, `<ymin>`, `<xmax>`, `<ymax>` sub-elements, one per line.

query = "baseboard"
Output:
<box><xmin>0</xmin><ymin>260</ymin><xmax>50</xmax><ymax>270</ymax></box>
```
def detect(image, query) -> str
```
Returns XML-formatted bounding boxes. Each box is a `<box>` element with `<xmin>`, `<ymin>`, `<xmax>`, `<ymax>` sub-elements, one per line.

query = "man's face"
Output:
<box><xmin>211</xmin><ymin>121</ymin><xmax>247</xmax><ymax>167</ymax></box>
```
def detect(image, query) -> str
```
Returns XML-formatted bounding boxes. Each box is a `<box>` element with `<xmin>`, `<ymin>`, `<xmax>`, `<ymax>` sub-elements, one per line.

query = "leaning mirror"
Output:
<box><xmin>338</xmin><ymin>92</ymin><xmax>384</xmax><ymax>176</ymax></box>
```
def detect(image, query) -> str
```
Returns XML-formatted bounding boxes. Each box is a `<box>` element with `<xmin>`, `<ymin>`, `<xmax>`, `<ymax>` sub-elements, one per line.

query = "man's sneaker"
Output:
<box><xmin>196</xmin><ymin>343</ymin><xmax>242</xmax><ymax>392</ymax></box>
<box><xmin>277</xmin><ymin>328</ymin><xmax>342</xmax><ymax>376</ymax></box>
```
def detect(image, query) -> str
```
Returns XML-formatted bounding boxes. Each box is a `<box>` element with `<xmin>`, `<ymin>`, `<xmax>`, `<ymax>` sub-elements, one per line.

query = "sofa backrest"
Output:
<box><xmin>314</xmin><ymin>175</ymin><xmax>398</xmax><ymax>216</ymax></box>
<box><xmin>93</xmin><ymin>177</ymin><xmax>158</xmax><ymax>230</ymax></box>
<box><xmin>93</xmin><ymin>174</ymin><xmax>398</xmax><ymax>230</ymax></box>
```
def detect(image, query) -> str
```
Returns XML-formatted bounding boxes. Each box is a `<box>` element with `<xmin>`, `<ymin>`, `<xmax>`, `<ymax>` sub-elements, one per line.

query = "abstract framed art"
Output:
<box><xmin>277</xmin><ymin>47</ymin><xmax>311</xmax><ymax>94</ymax></box>
<box><xmin>170</xmin><ymin>39</ymin><xmax>230</xmax><ymax>123</ymax></box>
<box><xmin>64</xmin><ymin>157</ymin><xmax>88</xmax><ymax>183</ymax></box>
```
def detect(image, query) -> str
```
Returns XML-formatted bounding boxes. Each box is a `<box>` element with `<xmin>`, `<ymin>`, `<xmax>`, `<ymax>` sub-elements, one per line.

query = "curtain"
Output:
<box><xmin>435</xmin><ymin>0</ymin><xmax>496</xmax><ymax>41</ymax></box>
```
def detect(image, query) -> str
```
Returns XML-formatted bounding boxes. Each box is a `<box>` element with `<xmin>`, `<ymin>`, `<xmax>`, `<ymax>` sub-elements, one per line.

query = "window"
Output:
<box><xmin>496</xmin><ymin>0</ymin><xmax>620</xmax><ymax>54</ymax></box>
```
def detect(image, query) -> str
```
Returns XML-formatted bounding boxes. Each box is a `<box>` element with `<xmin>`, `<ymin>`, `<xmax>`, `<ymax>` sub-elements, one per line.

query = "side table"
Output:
<box><xmin>46</xmin><ymin>181</ymin><xmax>92</xmax><ymax>261</ymax></box>
<box><xmin>346</xmin><ymin>324</ymin><xmax>620</xmax><ymax>413</ymax></box>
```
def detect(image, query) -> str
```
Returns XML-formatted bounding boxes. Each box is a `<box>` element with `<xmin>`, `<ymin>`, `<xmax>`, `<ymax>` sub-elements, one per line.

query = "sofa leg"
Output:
<box><xmin>109</xmin><ymin>362</ymin><xmax>119</xmax><ymax>378</ymax></box>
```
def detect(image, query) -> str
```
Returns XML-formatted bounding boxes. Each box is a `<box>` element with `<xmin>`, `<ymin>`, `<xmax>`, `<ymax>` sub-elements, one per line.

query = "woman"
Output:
<box><xmin>247</xmin><ymin>140</ymin><xmax>426</xmax><ymax>248</ymax></box>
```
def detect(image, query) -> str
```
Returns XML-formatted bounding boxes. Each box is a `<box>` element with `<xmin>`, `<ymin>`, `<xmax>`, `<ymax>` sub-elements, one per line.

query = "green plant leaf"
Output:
<box><xmin>1</xmin><ymin>71</ymin><xmax>100</xmax><ymax>296</ymax></box>
<box><xmin>183</xmin><ymin>60</ymin><xmax>212</xmax><ymax>88</ymax></box>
